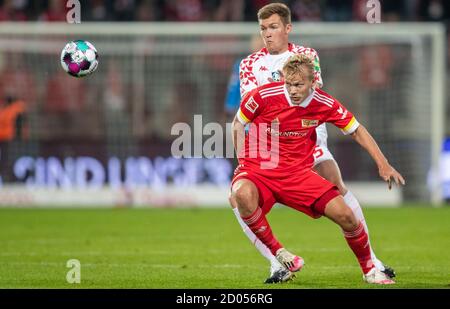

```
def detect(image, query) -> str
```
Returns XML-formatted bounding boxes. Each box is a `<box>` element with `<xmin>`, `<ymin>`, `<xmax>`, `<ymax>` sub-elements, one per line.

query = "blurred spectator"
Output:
<box><xmin>0</xmin><ymin>0</ymin><xmax>28</xmax><ymax>21</ymax></box>
<box><xmin>214</xmin><ymin>0</ymin><xmax>245</xmax><ymax>21</ymax></box>
<box><xmin>0</xmin><ymin>52</ymin><xmax>36</xmax><ymax>107</ymax></box>
<box><xmin>243</xmin><ymin>0</ymin><xmax>271</xmax><ymax>21</ymax></box>
<box><xmin>0</xmin><ymin>0</ymin><xmax>444</xmax><ymax>23</ymax></box>
<box><xmin>359</xmin><ymin>44</ymin><xmax>394</xmax><ymax>136</ymax></box>
<box><xmin>39</xmin><ymin>0</ymin><xmax>66</xmax><ymax>22</ymax></box>
<box><xmin>381</xmin><ymin>0</ymin><xmax>406</xmax><ymax>21</ymax></box>
<box><xmin>352</xmin><ymin>0</ymin><xmax>370</xmax><ymax>22</ymax></box>
<box><xmin>359</xmin><ymin>45</ymin><xmax>393</xmax><ymax>90</ymax></box>
<box><xmin>112</xmin><ymin>0</ymin><xmax>136</xmax><ymax>21</ymax></box>
<box><xmin>404</xmin><ymin>0</ymin><xmax>420</xmax><ymax>21</ymax></box>
<box><xmin>323</xmin><ymin>0</ymin><xmax>352</xmax><ymax>22</ymax></box>
<box><xmin>0</xmin><ymin>52</ymin><xmax>33</xmax><ymax>175</ymax></box>
<box><xmin>417</xmin><ymin>0</ymin><xmax>450</xmax><ymax>22</ymax></box>
<box><xmin>45</xmin><ymin>69</ymin><xmax>86</xmax><ymax>114</ymax></box>
<box><xmin>0</xmin><ymin>97</ymin><xmax>27</xmax><ymax>142</ymax></box>
<box><xmin>103</xmin><ymin>59</ymin><xmax>126</xmax><ymax>112</ymax></box>
<box><xmin>44</xmin><ymin>69</ymin><xmax>102</xmax><ymax>139</ymax></box>
<box><xmin>136</xmin><ymin>0</ymin><xmax>159</xmax><ymax>21</ymax></box>
<box><xmin>290</xmin><ymin>0</ymin><xmax>322</xmax><ymax>21</ymax></box>
<box><xmin>164</xmin><ymin>0</ymin><xmax>204</xmax><ymax>21</ymax></box>
<box><xmin>85</xmin><ymin>0</ymin><xmax>109</xmax><ymax>22</ymax></box>
<box><xmin>0</xmin><ymin>95</ymin><xmax>27</xmax><ymax>182</ymax></box>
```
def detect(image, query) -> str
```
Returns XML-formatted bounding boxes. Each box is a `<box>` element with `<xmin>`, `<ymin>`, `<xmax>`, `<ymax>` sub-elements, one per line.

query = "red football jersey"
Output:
<box><xmin>236</xmin><ymin>82</ymin><xmax>359</xmax><ymax>176</ymax></box>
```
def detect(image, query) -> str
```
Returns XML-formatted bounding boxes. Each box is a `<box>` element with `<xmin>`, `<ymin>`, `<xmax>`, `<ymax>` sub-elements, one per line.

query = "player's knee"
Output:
<box><xmin>228</xmin><ymin>195</ymin><xmax>236</xmax><ymax>209</ymax></box>
<box><xmin>233</xmin><ymin>184</ymin><xmax>258</xmax><ymax>207</ymax></box>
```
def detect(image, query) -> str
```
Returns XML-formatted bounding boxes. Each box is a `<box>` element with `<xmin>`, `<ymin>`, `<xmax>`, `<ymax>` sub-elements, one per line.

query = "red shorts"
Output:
<box><xmin>231</xmin><ymin>168</ymin><xmax>339</xmax><ymax>219</ymax></box>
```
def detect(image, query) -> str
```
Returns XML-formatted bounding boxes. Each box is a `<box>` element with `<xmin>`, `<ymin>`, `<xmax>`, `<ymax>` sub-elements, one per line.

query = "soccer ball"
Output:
<box><xmin>61</xmin><ymin>40</ymin><xmax>99</xmax><ymax>78</ymax></box>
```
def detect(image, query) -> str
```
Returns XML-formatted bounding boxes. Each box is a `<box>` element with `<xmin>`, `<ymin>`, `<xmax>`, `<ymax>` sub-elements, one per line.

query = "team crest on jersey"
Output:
<box><xmin>301</xmin><ymin>119</ymin><xmax>319</xmax><ymax>128</ymax></box>
<box><xmin>245</xmin><ymin>97</ymin><xmax>259</xmax><ymax>113</ymax></box>
<box><xmin>271</xmin><ymin>71</ymin><xmax>281</xmax><ymax>82</ymax></box>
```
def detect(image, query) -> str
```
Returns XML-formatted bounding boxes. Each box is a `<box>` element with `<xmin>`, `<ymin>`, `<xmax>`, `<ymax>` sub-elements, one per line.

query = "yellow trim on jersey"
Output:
<box><xmin>343</xmin><ymin>117</ymin><xmax>356</xmax><ymax>132</ymax></box>
<box><xmin>238</xmin><ymin>109</ymin><xmax>250</xmax><ymax>124</ymax></box>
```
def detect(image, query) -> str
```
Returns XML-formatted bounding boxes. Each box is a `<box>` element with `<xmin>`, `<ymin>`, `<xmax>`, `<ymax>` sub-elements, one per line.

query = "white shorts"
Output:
<box><xmin>313</xmin><ymin>123</ymin><xmax>335</xmax><ymax>166</ymax></box>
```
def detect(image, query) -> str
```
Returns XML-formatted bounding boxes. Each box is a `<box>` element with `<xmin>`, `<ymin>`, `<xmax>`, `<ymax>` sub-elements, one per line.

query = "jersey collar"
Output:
<box><xmin>284</xmin><ymin>87</ymin><xmax>315</xmax><ymax>108</ymax></box>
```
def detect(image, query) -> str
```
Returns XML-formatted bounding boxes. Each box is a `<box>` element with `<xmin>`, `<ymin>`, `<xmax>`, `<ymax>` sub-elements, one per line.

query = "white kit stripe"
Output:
<box><xmin>314</xmin><ymin>92</ymin><xmax>334</xmax><ymax>104</ymax></box>
<box><xmin>260</xmin><ymin>86</ymin><xmax>285</xmax><ymax>95</ymax></box>
<box><xmin>314</xmin><ymin>93</ymin><xmax>334</xmax><ymax>105</ymax></box>
<box><xmin>314</xmin><ymin>94</ymin><xmax>333</xmax><ymax>107</ymax></box>
<box><xmin>261</xmin><ymin>91</ymin><xmax>284</xmax><ymax>99</ymax></box>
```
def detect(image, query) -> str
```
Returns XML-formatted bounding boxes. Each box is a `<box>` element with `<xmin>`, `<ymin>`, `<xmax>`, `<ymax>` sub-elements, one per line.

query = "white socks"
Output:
<box><xmin>343</xmin><ymin>190</ymin><xmax>384</xmax><ymax>271</ymax></box>
<box><xmin>232</xmin><ymin>208</ymin><xmax>282</xmax><ymax>272</ymax></box>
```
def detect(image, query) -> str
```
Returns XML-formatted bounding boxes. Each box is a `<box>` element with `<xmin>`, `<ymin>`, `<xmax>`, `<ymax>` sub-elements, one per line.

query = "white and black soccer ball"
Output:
<box><xmin>61</xmin><ymin>40</ymin><xmax>99</xmax><ymax>78</ymax></box>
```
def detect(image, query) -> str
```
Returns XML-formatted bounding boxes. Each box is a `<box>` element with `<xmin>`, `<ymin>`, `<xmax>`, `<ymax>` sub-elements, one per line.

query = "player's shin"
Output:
<box><xmin>232</xmin><ymin>208</ymin><xmax>282</xmax><ymax>267</ymax></box>
<box><xmin>343</xmin><ymin>222</ymin><xmax>374</xmax><ymax>274</ymax></box>
<box><xmin>241</xmin><ymin>207</ymin><xmax>282</xmax><ymax>256</ymax></box>
<box><xmin>343</xmin><ymin>191</ymin><xmax>384</xmax><ymax>270</ymax></box>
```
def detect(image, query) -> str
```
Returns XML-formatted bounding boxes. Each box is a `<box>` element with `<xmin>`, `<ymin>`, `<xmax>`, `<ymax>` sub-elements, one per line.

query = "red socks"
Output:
<box><xmin>343</xmin><ymin>222</ymin><xmax>374</xmax><ymax>274</ymax></box>
<box><xmin>241</xmin><ymin>207</ymin><xmax>282</xmax><ymax>255</ymax></box>
<box><xmin>242</xmin><ymin>209</ymin><xmax>374</xmax><ymax>275</ymax></box>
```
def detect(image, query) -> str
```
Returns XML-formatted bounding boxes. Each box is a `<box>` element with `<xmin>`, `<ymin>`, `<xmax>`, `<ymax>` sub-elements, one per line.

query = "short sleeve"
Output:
<box><xmin>324</xmin><ymin>97</ymin><xmax>360</xmax><ymax>135</ymax></box>
<box><xmin>235</xmin><ymin>89</ymin><xmax>264</xmax><ymax>125</ymax></box>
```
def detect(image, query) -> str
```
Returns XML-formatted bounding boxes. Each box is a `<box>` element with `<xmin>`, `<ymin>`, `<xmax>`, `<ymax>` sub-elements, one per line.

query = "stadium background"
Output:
<box><xmin>0</xmin><ymin>0</ymin><xmax>449</xmax><ymax>289</ymax></box>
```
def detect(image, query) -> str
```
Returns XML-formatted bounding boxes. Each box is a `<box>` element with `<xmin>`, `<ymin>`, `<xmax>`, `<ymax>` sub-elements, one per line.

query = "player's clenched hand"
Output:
<box><xmin>378</xmin><ymin>164</ymin><xmax>406</xmax><ymax>190</ymax></box>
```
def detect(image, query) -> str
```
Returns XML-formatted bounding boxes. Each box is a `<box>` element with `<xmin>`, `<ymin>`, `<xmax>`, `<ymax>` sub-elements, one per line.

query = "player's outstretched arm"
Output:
<box><xmin>350</xmin><ymin>124</ymin><xmax>406</xmax><ymax>189</ymax></box>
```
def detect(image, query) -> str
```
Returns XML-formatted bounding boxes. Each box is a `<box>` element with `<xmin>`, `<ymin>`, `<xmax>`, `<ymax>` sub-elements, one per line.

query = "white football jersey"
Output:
<box><xmin>239</xmin><ymin>43</ymin><xmax>322</xmax><ymax>96</ymax></box>
<box><xmin>239</xmin><ymin>42</ymin><xmax>328</xmax><ymax>150</ymax></box>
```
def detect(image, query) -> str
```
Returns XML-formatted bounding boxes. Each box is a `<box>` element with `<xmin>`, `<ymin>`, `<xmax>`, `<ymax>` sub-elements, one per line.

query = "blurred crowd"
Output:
<box><xmin>0</xmin><ymin>0</ymin><xmax>448</xmax><ymax>186</ymax></box>
<box><xmin>0</xmin><ymin>0</ymin><xmax>449</xmax><ymax>23</ymax></box>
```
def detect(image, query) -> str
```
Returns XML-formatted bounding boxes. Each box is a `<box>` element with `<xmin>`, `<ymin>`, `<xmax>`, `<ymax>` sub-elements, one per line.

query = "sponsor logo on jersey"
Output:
<box><xmin>259</xmin><ymin>66</ymin><xmax>268</xmax><ymax>71</ymax></box>
<box><xmin>266</xmin><ymin>127</ymin><xmax>308</xmax><ymax>137</ymax></box>
<box><xmin>245</xmin><ymin>98</ymin><xmax>259</xmax><ymax>113</ymax></box>
<box><xmin>271</xmin><ymin>71</ymin><xmax>281</xmax><ymax>82</ymax></box>
<box><xmin>269</xmin><ymin>115</ymin><xmax>309</xmax><ymax>137</ymax></box>
<box><xmin>301</xmin><ymin>119</ymin><xmax>319</xmax><ymax>128</ymax></box>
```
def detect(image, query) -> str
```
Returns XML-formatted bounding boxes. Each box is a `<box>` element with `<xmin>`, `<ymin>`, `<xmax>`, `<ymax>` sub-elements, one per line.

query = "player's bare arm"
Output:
<box><xmin>350</xmin><ymin>125</ymin><xmax>406</xmax><ymax>189</ymax></box>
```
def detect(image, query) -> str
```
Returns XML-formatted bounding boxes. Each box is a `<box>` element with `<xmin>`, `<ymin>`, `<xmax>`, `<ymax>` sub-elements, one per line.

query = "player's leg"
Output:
<box><xmin>230</xmin><ymin>178</ymin><xmax>298</xmax><ymax>278</ymax></box>
<box><xmin>322</xmin><ymin>194</ymin><xmax>394</xmax><ymax>284</ymax></box>
<box><xmin>278</xmin><ymin>169</ymin><xmax>392</xmax><ymax>284</ymax></box>
<box><xmin>228</xmin><ymin>194</ymin><xmax>291</xmax><ymax>283</ymax></box>
<box><xmin>231</xmin><ymin>178</ymin><xmax>282</xmax><ymax>253</ymax></box>
<box><xmin>313</xmin><ymin>148</ymin><xmax>394</xmax><ymax>276</ymax></box>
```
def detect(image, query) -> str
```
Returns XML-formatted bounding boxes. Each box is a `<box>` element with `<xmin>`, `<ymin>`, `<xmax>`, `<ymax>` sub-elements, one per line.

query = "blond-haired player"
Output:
<box><xmin>229</xmin><ymin>2</ymin><xmax>396</xmax><ymax>284</ymax></box>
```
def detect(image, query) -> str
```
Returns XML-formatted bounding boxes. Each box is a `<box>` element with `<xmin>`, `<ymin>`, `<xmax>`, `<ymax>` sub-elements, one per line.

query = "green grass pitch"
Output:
<box><xmin>0</xmin><ymin>206</ymin><xmax>449</xmax><ymax>288</ymax></box>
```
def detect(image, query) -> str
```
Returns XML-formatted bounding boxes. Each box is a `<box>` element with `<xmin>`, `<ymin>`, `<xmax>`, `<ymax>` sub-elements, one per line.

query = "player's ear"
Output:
<box><xmin>285</xmin><ymin>23</ymin><xmax>292</xmax><ymax>34</ymax></box>
<box><xmin>278</xmin><ymin>70</ymin><xmax>285</xmax><ymax>81</ymax></box>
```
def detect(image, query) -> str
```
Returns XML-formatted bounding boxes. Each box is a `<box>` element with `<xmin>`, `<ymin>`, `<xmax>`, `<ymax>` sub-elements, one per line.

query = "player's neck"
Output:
<box><xmin>269</xmin><ymin>44</ymin><xmax>289</xmax><ymax>55</ymax></box>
